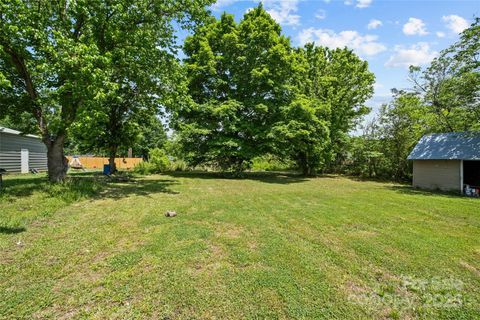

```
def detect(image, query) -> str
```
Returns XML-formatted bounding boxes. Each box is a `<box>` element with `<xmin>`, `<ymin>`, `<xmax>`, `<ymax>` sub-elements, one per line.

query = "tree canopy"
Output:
<box><xmin>173</xmin><ymin>6</ymin><xmax>295</xmax><ymax>172</ymax></box>
<box><xmin>347</xmin><ymin>18</ymin><xmax>479</xmax><ymax>180</ymax></box>
<box><xmin>410</xmin><ymin>17</ymin><xmax>480</xmax><ymax>132</ymax></box>
<box><xmin>173</xmin><ymin>5</ymin><xmax>374</xmax><ymax>175</ymax></box>
<box><xmin>0</xmin><ymin>0</ymin><xmax>213</xmax><ymax>181</ymax></box>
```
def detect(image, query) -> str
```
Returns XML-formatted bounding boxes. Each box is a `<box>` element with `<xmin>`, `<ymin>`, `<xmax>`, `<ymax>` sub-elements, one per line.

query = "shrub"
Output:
<box><xmin>251</xmin><ymin>155</ymin><xmax>294</xmax><ymax>172</ymax></box>
<box><xmin>149</xmin><ymin>148</ymin><xmax>171</xmax><ymax>172</ymax></box>
<box><xmin>133</xmin><ymin>161</ymin><xmax>155</xmax><ymax>175</ymax></box>
<box><xmin>134</xmin><ymin>148</ymin><xmax>171</xmax><ymax>175</ymax></box>
<box><xmin>169</xmin><ymin>159</ymin><xmax>188</xmax><ymax>171</ymax></box>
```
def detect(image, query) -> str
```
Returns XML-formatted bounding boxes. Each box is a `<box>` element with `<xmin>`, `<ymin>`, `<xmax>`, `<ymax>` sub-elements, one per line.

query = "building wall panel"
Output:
<box><xmin>413</xmin><ymin>160</ymin><xmax>461</xmax><ymax>192</ymax></box>
<box><xmin>0</xmin><ymin>132</ymin><xmax>47</xmax><ymax>153</ymax></box>
<box><xmin>0</xmin><ymin>151</ymin><xmax>21</xmax><ymax>172</ymax></box>
<box><xmin>29</xmin><ymin>152</ymin><xmax>48</xmax><ymax>171</ymax></box>
<box><xmin>0</xmin><ymin>131</ymin><xmax>47</xmax><ymax>173</ymax></box>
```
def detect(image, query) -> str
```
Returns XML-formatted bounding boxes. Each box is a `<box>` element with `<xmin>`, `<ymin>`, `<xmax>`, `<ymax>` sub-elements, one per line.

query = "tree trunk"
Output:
<box><xmin>302</xmin><ymin>164</ymin><xmax>314</xmax><ymax>176</ymax></box>
<box><xmin>108</xmin><ymin>145</ymin><xmax>117</xmax><ymax>174</ymax></box>
<box><xmin>300</xmin><ymin>152</ymin><xmax>314</xmax><ymax>176</ymax></box>
<box><xmin>46</xmin><ymin>135</ymin><xmax>68</xmax><ymax>183</ymax></box>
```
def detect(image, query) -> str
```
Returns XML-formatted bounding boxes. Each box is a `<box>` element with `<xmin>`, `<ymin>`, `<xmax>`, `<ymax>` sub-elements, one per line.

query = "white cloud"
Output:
<box><xmin>373</xmin><ymin>82</ymin><xmax>384</xmax><ymax>91</ymax></box>
<box><xmin>403</xmin><ymin>17</ymin><xmax>428</xmax><ymax>36</ymax></box>
<box><xmin>385</xmin><ymin>42</ymin><xmax>438</xmax><ymax>68</ymax></box>
<box><xmin>211</xmin><ymin>0</ymin><xmax>243</xmax><ymax>10</ymax></box>
<box><xmin>367</xmin><ymin>19</ymin><xmax>382</xmax><ymax>30</ymax></box>
<box><xmin>213</xmin><ymin>0</ymin><xmax>303</xmax><ymax>26</ymax></box>
<box><xmin>298</xmin><ymin>28</ymin><xmax>386</xmax><ymax>56</ymax></box>
<box><xmin>442</xmin><ymin>15</ymin><xmax>469</xmax><ymax>34</ymax></box>
<box><xmin>356</xmin><ymin>0</ymin><xmax>373</xmax><ymax>8</ymax></box>
<box><xmin>344</xmin><ymin>0</ymin><xmax>373</xmax><ymax>8</ymax></box>
<box><xmin>264</xmin><ymin>0</ymin><xmax>301</xmax><ymax>26</ymax></box>
<box><xmin>436</xmin><ymin>31</ymin><xmax>446</xmax><ymax>38</ymax></box>
<box><xmin>315</xmin><ymin>9</ymin><xmax>326</xmax><ymax>20</ymax></box>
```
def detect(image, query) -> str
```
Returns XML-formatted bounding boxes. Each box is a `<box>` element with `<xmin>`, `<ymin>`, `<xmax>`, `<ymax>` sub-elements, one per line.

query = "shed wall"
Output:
<box><xmin>29</xmin><ymin>152</ymin><xmax>48</xmax><ymax>171</ymax></box>
<box><xmin>0</xmin><ymin>151</ymin><xmax>21</xmax><ymax>172</ymax></box>
<box><xmin>0</xmin><ymin>132</ymin><xmax>47</xmax><ymax>153</ymax></box>
<box><xmin>0</xmin><ymin>132</ymin><xmax>47</xmax><ymax>173</ymax></box>
<box><xmin>413</xmin><ymin>160</ymin><xmax>461</xmax><ymax>192</ymax></box>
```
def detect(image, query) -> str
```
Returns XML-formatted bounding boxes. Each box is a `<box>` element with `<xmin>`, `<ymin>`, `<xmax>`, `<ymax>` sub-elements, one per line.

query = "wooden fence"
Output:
<box><xmin>66</xmin><ymin>156</ymin><xmax>142</xmax><ymax>170</ymax></box>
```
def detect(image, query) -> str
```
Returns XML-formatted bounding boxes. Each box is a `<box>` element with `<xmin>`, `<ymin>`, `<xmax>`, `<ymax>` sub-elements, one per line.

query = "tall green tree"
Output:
<box><xmin>0</xmin><ymin>0</ymin><xmax>212</xmax><ymax>181</ymax></box>
<box><xmin>377</xmin><ymin>92</ymin><xmax>430</xmax><ymax>180</ymax></box>
<box><xmin>410</xmin><ymin>17</ymin><xmax>479</xmax><ymax>132</ymax></box>
<box><xmin>173</xmin><ymin>5</ymin><xmax>295</xmax><ymax>172</ymax></box>
<box><xmin>132</xmin><ymin>115</ymin><xmax>168</xmax><ymax>160</ymax></box>
<box><xmin>348</xmin><ymin>119</ymin><xmax>384</xmax><ymax>178</ymax></box>
<box><xmin>271</xmin><ymin>97</ymin><xmax>330</xmax><ymax>175</ymax></box>
<box><xmin>285</xmin><ymin>44</ymin><xmax>375</xmax><ymax>174</ymax></box>
<box><xmin>0</xmin><ymin>0</ymin><xmax>103</xmax><ymax>181</ymax></box>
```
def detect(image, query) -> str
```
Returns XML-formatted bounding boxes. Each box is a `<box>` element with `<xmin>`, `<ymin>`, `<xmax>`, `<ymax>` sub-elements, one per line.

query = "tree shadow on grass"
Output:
<box><xmin>0</xmin><ymin>173</ymin><xmax>179</xmax><ymax>235</ymax></box>
<box><xmin>347</xmin><ymin>175</ymin><xmax>411</xmax><ymax>184</ymax></box>
<box><xmin>167</xmin><ymin>170</ymin><xmax>309</xmax><ymax>185</ymax></box>
<box><xmin>95</xmin><ymin>177</ymin><xmax>179</xmax><ymax>199</ymax></box>
<box><xmin>0</xmin><ymin>226</ymin><xmax>26</xmax><ymax>234</ymax></box>
<box><xmin>0</xmin><ymin>172</ymin><xmax>179</xmax><ymax>203</ymax></box>
<box><xmin>386</xmin><ymin>185</ymin><xmax>465</xmax><ymax>199</ymax></box>
<box><xmin>0</xmin><ymin>175</ymin><xmax>48</xmax><ymax>198</ymax></box>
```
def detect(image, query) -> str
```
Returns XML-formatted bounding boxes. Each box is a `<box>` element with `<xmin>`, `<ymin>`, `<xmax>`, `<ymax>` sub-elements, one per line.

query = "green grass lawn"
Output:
<box><xmin>0</xmin><ymin>172</ymin><xmax>479</xmax><ymax>319</ymax></box>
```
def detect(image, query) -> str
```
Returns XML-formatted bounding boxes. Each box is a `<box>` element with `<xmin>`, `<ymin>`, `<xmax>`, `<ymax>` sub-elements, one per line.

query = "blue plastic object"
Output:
<box><xmin>103</xmin><ymin>164</ymin><xmax>111</xmax><ymax>175</ymax></box>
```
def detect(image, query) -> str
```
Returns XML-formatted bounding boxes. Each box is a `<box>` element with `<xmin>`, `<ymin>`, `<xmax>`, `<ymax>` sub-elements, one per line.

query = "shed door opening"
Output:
<box><xmin>463</xmin><ymin>160</ymin><xmax>480</xmax><ymax>187</ymax></box>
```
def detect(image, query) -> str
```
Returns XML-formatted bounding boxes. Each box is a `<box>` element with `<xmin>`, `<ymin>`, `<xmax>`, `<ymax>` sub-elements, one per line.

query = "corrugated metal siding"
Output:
<box><xmin>412</xmin><ymin>160</ymin><xmax>461</xmax><ymax>192</ymax></box>
<box><xmin>0</xmin><ymin>131</ymin><xmax>47</xmax><ymax>173</ymax></box>
<box><xmin>0</xmin><ymin>151</ymin><xmax>21</xmax><ymax>172</ymax></box>
<box><xmin>0</xmin><ymin>132</ymin><xmax>47</xmax><ymax>153</ymax></box>
<box><xmin>29</xmin><ymin>152</ymin><xmax>48</xmax><ymax>171</ymax></box>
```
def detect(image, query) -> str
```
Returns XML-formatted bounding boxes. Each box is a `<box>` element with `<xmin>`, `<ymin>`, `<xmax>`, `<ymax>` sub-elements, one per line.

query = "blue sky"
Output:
<box><xmin>206</xmin><ymin>0</ymin><xmax>479</xmax><ymax>125</ymax></box>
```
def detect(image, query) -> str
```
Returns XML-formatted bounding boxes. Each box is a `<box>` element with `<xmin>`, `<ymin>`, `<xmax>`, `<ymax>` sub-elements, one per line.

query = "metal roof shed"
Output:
<box><xmin>408</xmin><ymin>132</ymin><xmax>480</xmax><ymax>192</ymax></box>
<box><xmin>0</xmin><ymin>127</ymin><xmax>47</xmax><ymax>173</ymax></box>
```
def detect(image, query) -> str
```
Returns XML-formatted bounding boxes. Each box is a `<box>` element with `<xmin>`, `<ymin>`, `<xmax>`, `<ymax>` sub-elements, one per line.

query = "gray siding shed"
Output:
<box><xmin>0</xmin><ymin>127</ymin><xmax>47</xmax><ymax>173</ymax></box>
<box><xmin>408</xmin><ymin>132</ymin><xmax>480</xmax><ymax>193</ymax></box>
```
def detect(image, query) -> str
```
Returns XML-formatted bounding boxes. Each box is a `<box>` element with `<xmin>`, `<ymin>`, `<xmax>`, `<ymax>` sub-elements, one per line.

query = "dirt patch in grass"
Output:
<box><xmin>459</xmin><ymin>260</ymin><xmax>480</xmax><ymax>277</ymax></box>
<box><xmin>189</xmin><ymin>241</ymin><xmax>229</xmax><ymax>275</ymax></box>
<box><xmin>208</xmin><ymin>242</ymin><xmax>225</xmax><ymax>257</ymax></box>
<box><xmin>344</xmin><ymin>280</ymin><xmax>369</xmax><ymax>295</ymax></box>
<box><xmin>247</xmin><ymin>240</ymin><xmax>258</xmax><ymax>251</ymax></box>
<box><xmin>213</xmin><ymin>222</ymin><xmax>245</xmax><ymax>239</ymax></box>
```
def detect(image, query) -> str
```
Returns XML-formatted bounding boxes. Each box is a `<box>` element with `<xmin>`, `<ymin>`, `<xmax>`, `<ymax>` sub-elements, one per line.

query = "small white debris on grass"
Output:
<box><xmin>165</xmin><ymin>211</ymin><xmax>177</xmax><ymax>217</ymax></box>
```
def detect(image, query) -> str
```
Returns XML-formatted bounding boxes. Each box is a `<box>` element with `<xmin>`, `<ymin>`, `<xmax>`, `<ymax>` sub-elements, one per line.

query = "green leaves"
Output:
<box><xmin>411</xmin><ymin>18</ymin><xmax>480</xmax><ymax>132</ymax></box>
<box><xmin>174</xmin><ymin>5</ymin><xmax>375</xmax><ymax>175</ymax></box>
<box><xmin>285</xmin><ymin>44</ymin><xmax>374</xmax><ymax>174</ymax></box>
<box><xmin>272</xmin><ymin>97</ymin><xmax>330</xmax><ymax>175</ymax></box>
<box><xmin>0</xmin><ymin>0</ymin><xmax>214</xmax><ymax>180</ymax></box>
<box><xmin>175</xmin><ymin>5</ymin><xmax>295</xmax><ymax>172</ymax></box>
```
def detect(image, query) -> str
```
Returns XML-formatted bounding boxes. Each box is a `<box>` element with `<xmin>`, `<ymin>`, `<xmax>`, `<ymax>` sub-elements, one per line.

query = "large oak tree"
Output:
<box><xmin>0</xmin><ymin>0</ymin><xmax>212</xmax><ymax>181</ymax></box>
<box><xmin>173</xmin><ymin>5</ymin><xmax>295</xmax><ymax>172</ymax></box>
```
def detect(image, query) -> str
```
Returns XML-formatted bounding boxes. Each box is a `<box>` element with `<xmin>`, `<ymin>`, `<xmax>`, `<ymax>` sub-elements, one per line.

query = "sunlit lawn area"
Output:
<box><xmin>0</xmin><ymin>172</ymin><xmax>479</xmax><ymax>319</ymax></box>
